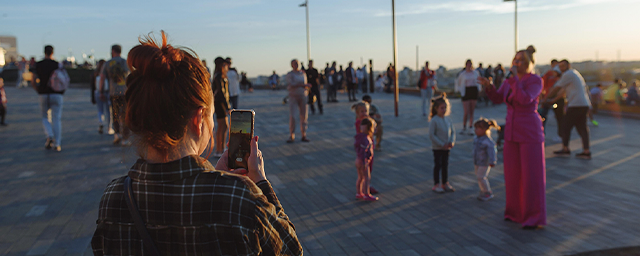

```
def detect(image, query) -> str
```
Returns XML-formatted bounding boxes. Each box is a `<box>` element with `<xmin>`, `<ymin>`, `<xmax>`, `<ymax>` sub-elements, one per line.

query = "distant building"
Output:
<box><xmin>0</xmin><ymin>36</ymin><xmax>17</xmax><ymax>66</ymax></box>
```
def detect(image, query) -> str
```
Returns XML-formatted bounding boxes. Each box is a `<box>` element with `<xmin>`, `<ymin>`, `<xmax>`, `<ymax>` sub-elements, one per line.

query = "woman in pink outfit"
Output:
<box><xmin>478</xmin><ymin>46</ymin><xmax>546</xmax><ymax>229</ymax></box>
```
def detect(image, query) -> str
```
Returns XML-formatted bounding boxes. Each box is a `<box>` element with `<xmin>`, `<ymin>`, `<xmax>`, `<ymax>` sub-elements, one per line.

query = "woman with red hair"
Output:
<box><xmin>91</xmin><ymin>31</ymin><xmax>302</xmax><ymax>255</ymax></box>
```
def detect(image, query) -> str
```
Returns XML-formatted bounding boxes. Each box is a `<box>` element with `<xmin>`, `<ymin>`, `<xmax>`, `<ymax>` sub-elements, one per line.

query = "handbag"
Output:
<box><xmin>124</xmin><ymin>177</ymin><xmax>161</xmax><ymax>256</ymax></box>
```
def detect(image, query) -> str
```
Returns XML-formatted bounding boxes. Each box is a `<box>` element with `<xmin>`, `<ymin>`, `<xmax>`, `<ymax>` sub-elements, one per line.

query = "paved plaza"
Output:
<box><xmin>0</xmin><ymin>86</ymin><xmax>639</xmax><ymax>256</ymax></box>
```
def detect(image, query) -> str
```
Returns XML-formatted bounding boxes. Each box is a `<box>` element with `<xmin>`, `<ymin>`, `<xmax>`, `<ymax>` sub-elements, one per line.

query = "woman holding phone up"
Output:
<box><xmin>92</xmin><ymin>31</ymin><xmax>302</xmax><ymax>255</ymax></box>
<box><xmin>478</xmin><ymin>46</ymin><xmax>546</xmax><ymax>229</ymax></box>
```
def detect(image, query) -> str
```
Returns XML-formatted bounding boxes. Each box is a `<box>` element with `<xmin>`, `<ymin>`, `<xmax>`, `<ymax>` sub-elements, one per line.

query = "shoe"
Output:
<box><xmin>591</xmin><ymin>120</ymin><xmax>599</xmax><ymax>126</ymax></box>
<box><xmin>286</xmin><ymin>138</ymin><xmax>294</xmax><ymax>143</ymax></box>
<box><xmin>468</xmin><ymin>130</ymin><xmax>475</xmax><ymax>135</ymax></box>
<box><xmin>522</xmin><ymin>225</ymin><xmax>543</xmax><ymax>230</ymax></box>
<box><xmin>355</xmin><ymin>194</ymin><xmax>364</xmax><ymax>200</ymax></box>
<box><xmin>98</xmin><ymin>125</ymin><xmax>104</xmax><ymax>134</ymax></box>
<box><xmin>54</xmin><ymin>146</ymin><xmax>62</xmax><ymax>152</ymax></box>
<box><xmin>432</xmin><ymin>184</ymin><xmax>444</xmax><ymax>194</ymax></box>
<box><xmin>443</xmin><ymin>182</ymin><xmax>455</xmax><ymax>192</ymax></box>
<box><xmin>108</xmin><ymin>128</ymin><xmax>115</xmax><ymax>135</ymax></box>
<box><xmin>362</xmin><ymin>195</ymin><xmax>379</xmax><ymax>201</ymax></box>
<box><xmin>45</xmin><ymin>137</ymin><xmax>54</xmax><ymax>149</ymax></box>
<box><xmin>0</xmin><ymin>123</ymin><xmax>7</xmax><ymax>126</ymax></box>
<box><xmin>113</xmin><ymin>134</ymin><xmax>121</xmax><ymax>145</ymax></box>
<box><xmin>301</xmin><ymin>137</ymin><xmax>310</xmax><ymax>142</ymax></box>
<box><xmin>576</xmin><ymin>152</ymin><xmax>592</xmax><ymax>160</ymax></box>
<box><xmin>369</xmin><ymin>187</ymin><xmax>379</xmax><ymax>195</ymax></box>
<box><xmin>459</xmin><ymin>129</ymin><xmax>466</xmax><ymax>135</ymax></box>
<box><xmin>477</xmin><ymin>193</ymin><xmax>494</xmax><ymax>201</ymax></box>
<box><xmin>553</xmin><ymin>149</ymin><xmax>571</xmax><ymax>156</ymax></box>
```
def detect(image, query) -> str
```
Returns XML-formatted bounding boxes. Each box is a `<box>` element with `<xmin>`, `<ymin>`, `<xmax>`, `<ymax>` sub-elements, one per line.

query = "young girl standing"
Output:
<box><xmin>429</xmin><ymin>94</ymin><xmax>456</xmax><ymax>193</ymax></box>
<box><xmin>355</xmin><ymin>117</ymin><xmax>378</xmax><ymax>201</ymax></box>
<box><xmin>352</xmin><ymin>102</ymin><xmax>379</xmax><ymax>194</ymax></box>
<box><xmin>473</xmin><ymin>118</ymin><xmax>499</xmax><ymax>201</ymax></box>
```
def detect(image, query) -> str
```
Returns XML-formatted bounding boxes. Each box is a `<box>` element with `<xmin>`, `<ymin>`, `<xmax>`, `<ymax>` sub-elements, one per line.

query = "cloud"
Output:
<box><xmin>359</xmin><ymin>0</ymin><xmax>624</xmax><ymax>17</ymax></box>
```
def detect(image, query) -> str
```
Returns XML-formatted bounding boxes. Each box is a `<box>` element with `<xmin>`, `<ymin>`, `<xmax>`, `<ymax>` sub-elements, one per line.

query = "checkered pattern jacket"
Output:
<box><xmin>91</xmin><ymin>155</ymin><xmax>302</xmax><ymax>256</ymax></box>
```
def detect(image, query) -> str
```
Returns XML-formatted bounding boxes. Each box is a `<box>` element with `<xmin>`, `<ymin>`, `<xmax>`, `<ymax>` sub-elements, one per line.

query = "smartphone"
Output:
<box><xmin>228</xmin><ymin>109</ymin><xmax>255</xmax><ymax>170</ymax></box>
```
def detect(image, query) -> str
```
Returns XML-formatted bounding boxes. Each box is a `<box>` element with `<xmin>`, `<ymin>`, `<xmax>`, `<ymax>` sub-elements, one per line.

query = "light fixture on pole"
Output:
<box><xmin>299</xmin><ymin>0</ymin><xmax>310</xmax><ymax>63</ymax></box>
<box><xmin>504</xmin><ymin>0</ymin><xmax>517</xmax><ymax>52</ymax></box>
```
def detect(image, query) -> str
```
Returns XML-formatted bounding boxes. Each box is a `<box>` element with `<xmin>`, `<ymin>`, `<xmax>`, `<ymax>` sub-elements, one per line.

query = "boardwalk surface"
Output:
<box><xmin>0</xmin><ymin>87</ymin><xmax>639</xmax><ymax>256</ymax></box>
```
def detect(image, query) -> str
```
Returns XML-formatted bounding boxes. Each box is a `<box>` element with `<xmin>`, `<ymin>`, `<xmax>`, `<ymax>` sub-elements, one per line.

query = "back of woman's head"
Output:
<box><xmin>125</xmin><ymin>31</ymin><xmax>212</xmax><ymax>160</ymax></box>
<box><xmin>351</xmin><ymin>101</ymin><xmax>369</xmax><ymax>115</ymax></box>
<box><xmin>95</xmin><ymin>60</ymin><xmax>106</xmax><ymax>76</ymax></box>
<box><xmin>430</xmin><ymin>93</ymin><xmax>450</xmax><ymax>120</ymax></box>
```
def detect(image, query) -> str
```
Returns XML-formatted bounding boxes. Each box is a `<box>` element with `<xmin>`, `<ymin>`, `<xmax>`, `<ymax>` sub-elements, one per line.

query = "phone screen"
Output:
<box><xmin>228</xmin><ymin>110</ymin><xmax>254</xmax><ymax>170</ymax></box>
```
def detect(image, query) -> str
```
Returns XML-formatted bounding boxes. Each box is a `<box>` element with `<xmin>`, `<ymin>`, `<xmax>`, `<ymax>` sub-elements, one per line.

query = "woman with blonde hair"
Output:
<box><xmin>91</xmin><ymin>31</ymin><xmax>302</xmax><ymax>255</ymax></box>
<box><xmin>478</xmin><ymin>46</ymin><xmax>546</xmax><ymax>229</ymax></box>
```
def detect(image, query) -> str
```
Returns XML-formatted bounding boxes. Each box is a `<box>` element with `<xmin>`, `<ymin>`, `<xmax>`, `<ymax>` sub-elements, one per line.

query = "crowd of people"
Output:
<box><xmin>2</xmin><ymin>30</ymin><xmax>636</xmax><ymax>253</ymax></box>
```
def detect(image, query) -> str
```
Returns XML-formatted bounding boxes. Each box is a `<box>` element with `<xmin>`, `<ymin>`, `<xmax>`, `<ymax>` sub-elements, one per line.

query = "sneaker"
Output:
<box><xmin>362</xmin><ymin>195</ymin><xmax>379</xmax><ymax>201</ymax></box>
<box><xmin>459</xmin><ymin>129</ymin><xmax>467</xmax><ymax>135</ymax></box>
<box><xmin>468</xmin><ymin>130</ymin><xmax>475</xmax><ymax>136</ymax></box>
<box><xmin>45</xmin><ymin>137</ymin><xmax>54</xmax><ymax>149</ymax></box>
<box><xmin>355</xmin><ymin>194</ymin><xmax>364</xmax><ymax>200</ymax></box>
<box><xmin>591</xmin><ymin>120</ymin><xmax>599</xmax><ymax>126</ymax></box>
<box><xmin>477</xmin><ymin>193</ymin><xmax>494</xmax><ymax>201</ymax></box>
<box><xmin>98</xmin><ymin>125</ymin><xmax>104</xmax><ymax>134</ymax></box>
<box><xmin>369</xmin><ymin>187</ymin><xmax>379</xmax><ymax>195</ymax></box>
<box><xmin>301</xmin><ymin>137</ymin><xmax>310</xmax><ymax>142</ymax></box>
<box><xmin>553</xmin><ymin>149</ymin><xmax>571</xmax><ymax>156</ymax></box>
<box><xmin>432</xmin><ymin>184</ymin><xmax>444</xmax><ymax>194</ymax></box>
<box><xmin>108</xmin><ymin>128</ymin><xmax>115</xmax><ymax>135</ymax></box>
<box><xmin>443</xmin><ymin>182</ymin><xmax>455</xmax><ymax>192</ymax></box>
<box><xmin>113</xmin><ymin>134</ymin><xmax>121</xmax><ymax>145</ymax></box>
<box><xmin>54</xmin><ymin>146</ymin><xmax>62</xmax><ymax>152</ymax></box>
<box><xmin>286</xmin><ymin>138</ymin><xmax>294</xmax><ymax>143</ymax></box>
<box><xmin>576</xmin><ymin>152</ymin><xmax>592</xmax><ymax>160</ymax></box>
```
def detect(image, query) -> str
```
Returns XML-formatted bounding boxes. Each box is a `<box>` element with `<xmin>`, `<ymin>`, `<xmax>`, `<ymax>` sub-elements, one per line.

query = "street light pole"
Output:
<box><xmin>392</xmin><ymin>0</ymin><xmax>399</xmax><ymax>117</ymax></box>
<box><xmin>504</xmin><ymin>0</ymin><xmax>518</xmax><ymax>52</ymax></box>
<box><xmin>300</xmin><ymin>0</ymin><xmax>310</xmax><ymax>63</ymax></box>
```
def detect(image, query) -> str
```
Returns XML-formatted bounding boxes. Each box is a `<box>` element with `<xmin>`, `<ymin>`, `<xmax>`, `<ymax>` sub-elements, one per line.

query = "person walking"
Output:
<box><xmin>455</xmin><ymin>59</ymin><xmax>482</xmax><ymax>135</ymax></box>
<box><xmin>212</xmin><ymin>57</ymin><xmax>230</xmax><ymax>157</ymax></box>
<box><xmin>92</xmin><ymin>59</ymin><xmax>110</xmax><ymax>134</ymax></box>
<box><xmin>91</xmin><ymin>32</ymin><xmax>302</xmax><ymax>255</ymax></box>
<box><xmin>418</xmin><ymin>61</ymin><xmax>438</xmax><ymax>117</ymax></box>
<box><xmin>539</xmin><ymin>59</ymin><xmax>564</xmax><ymax>142</ymax></box>
<box><xmin>306</xmin><ymin>60</ymin><xmax>323</xmax><ymax>114</ymax></box>
<box><xmin>226</xmin><ymin>57</ymin><xmax>240</xmax><ymax>109</ymax></box>
<box><xmin>479</xmin><ymin>46</ymin><xmax>546</xmax><ymax>229</ymax></box>
<box><xmin>286</xmin><ymin>59</ymin><xmax>311</xmax><ymax>143</ymax></box>
<box><xmin>345</xmin><ymin>62</ymin><xmax>358</xmax><ymax>102</ymax></box>
<box><xmin>16</xmin><ymin>57</ymin><xmax>28</xmax><ymax>88</ymax></box>
<box><xmin>32</xmin><ymin>45</ymin><xmax>63</xmax><ymax>151</ymax></box>
<box><xmin>546</xmin><ymin>59</ymin><xmax>593</xmax><ymax>159</ymax></box>
<box><xmin>100</xmin><ymin>44</ymin><xmax>130</xmax><ymax>146</ymax></box>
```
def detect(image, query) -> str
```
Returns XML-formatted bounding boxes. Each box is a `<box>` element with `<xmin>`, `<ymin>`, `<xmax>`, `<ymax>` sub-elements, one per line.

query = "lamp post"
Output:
<box><xmin>392</xmin><ymin>0</ymin><xmax>399</xmax><ymax>117</ymax></box>
<box><xmin>299</xmin><ymin>0</ymin><xmax>310</xmax><ymax>62</ymax></box>
<box><xmin>504</xmin><ymin>0</ymin><xmax>517</xmax><ymax>52</ymax></box>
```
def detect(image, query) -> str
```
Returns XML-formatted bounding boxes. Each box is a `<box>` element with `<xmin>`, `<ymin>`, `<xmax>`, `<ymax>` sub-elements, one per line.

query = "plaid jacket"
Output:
<box><xmin>91</xmin><ymin>155</ymin><xmax>302</xmax><ymax>256</ymax></box>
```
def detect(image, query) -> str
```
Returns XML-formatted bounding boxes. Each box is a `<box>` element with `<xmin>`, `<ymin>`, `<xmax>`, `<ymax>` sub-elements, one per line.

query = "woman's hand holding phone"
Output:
<box><xmin>214</xmin><ymin>136</ymin><xmax>265</xmax><ymax>183</ymax></box>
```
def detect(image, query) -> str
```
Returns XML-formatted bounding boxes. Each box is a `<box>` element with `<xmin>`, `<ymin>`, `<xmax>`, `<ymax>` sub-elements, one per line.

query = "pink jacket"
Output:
<box><xmin>486</xmin><ymin>73</ymin><xmax>544</xmax><ymax>143</ymax></box>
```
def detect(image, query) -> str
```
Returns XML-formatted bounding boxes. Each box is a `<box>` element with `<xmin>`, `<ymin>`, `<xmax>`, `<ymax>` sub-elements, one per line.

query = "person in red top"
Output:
<box><xmin>539</xmin><ymin>59</ymin><xmax>564</xmax><ymax>142</ymax></box>
<box><xmin>418</xmin><ymin>61</ymin><xmax>439</xmax><ymax>116</ymax></box>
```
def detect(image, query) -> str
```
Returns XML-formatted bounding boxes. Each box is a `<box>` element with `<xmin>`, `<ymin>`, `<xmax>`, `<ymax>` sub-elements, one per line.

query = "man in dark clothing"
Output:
<box><xmin>345</xmin><ymin>62</ymin><xmax>357</xmax><ymax>101</ymax></box>
<box><xmin>326</xmin><ymin>62</ymin><xmax>337</xmax><ymax>102</ymax></box>
<box><xmin>31</xmin><ymin>45</ymin><xmax>63</xmax><ymax>151</ymax></box>
<box><xmin>306</xmin><ymin>60</ymin><xmax>323</xmax><ymax>114</ymax></box>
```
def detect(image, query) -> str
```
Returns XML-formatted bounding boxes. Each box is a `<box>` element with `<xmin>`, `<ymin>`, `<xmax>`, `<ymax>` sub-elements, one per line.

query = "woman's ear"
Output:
<box><xmin>191</xmin><ymin>107</ymin><xmax>205</xmax><ymax>137</ymax></box>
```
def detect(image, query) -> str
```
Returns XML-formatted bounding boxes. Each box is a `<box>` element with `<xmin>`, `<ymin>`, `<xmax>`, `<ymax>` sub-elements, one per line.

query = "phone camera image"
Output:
<box><xmin>228</xmin><ymin>110</ymin><xmax>254</xmax><ymax>170</ymax></box>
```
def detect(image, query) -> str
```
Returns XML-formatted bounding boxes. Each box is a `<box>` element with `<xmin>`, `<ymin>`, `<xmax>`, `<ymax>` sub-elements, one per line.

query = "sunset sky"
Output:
<box><xmin>2</xmin><ymin>0</ymin><xmax>639</xmax><ymax>75</ymax></box>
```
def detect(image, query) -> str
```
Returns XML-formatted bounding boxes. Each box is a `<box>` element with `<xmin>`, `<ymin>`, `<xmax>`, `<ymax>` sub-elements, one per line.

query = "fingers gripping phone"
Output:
<box><xmin>228</xmin><ymin>110</ymin><xmax>255</xmax><ymax>170</ymax></box>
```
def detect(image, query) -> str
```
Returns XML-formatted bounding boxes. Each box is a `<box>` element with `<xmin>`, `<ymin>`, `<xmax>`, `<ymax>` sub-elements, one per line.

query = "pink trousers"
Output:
<box><xmin>503</xmin><ymin>141</ymin><xmax>547</xmax><ymax>226</ymax></box>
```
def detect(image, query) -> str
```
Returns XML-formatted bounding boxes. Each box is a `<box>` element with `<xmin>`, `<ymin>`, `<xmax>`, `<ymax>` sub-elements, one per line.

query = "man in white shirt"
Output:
<box><xmin>546</xmin><ymin>59</ymin><xmax>592</xmax><ymax>159</ymax></box>
<box><xmin>226</xmin><ymin>57</ymin><xmax>241</xmax><ymax>109</ymax></box>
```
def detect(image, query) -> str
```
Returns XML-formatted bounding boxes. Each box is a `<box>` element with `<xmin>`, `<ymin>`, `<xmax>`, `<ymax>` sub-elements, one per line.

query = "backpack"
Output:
<box><xmin>49</xmin><ymin>67</ymin><xmax>70</xmax><ymax>92</ymax></box>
